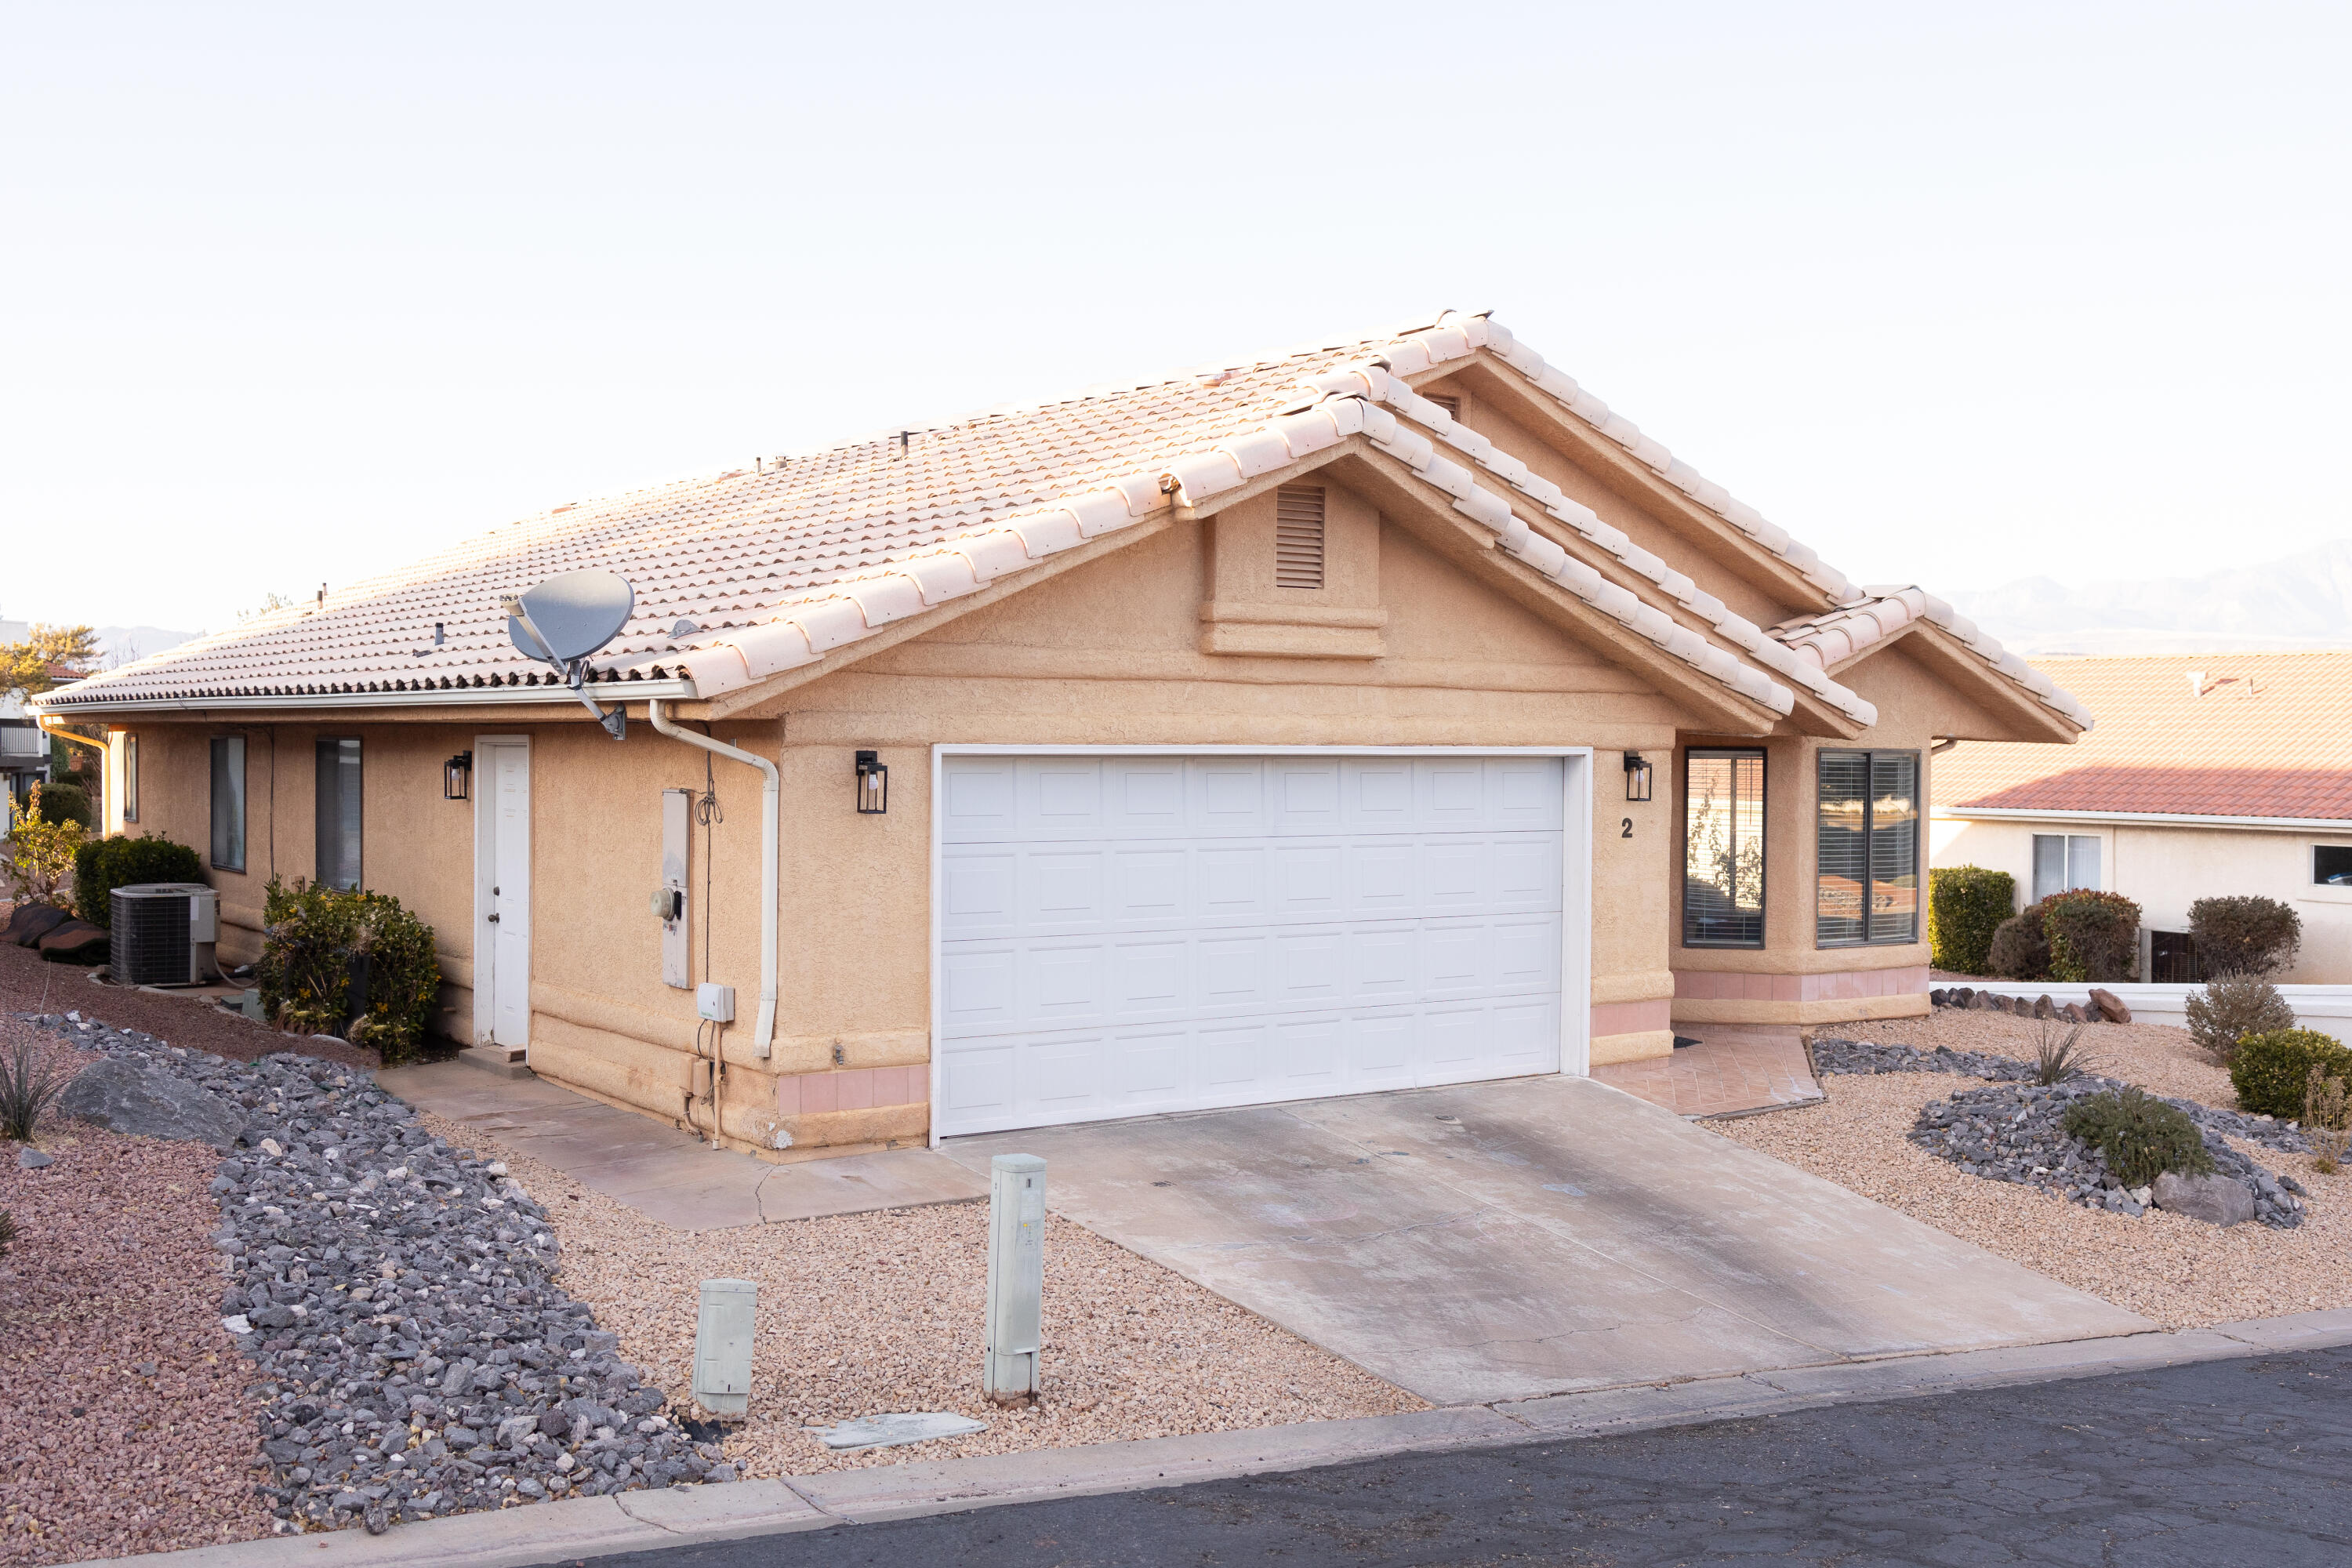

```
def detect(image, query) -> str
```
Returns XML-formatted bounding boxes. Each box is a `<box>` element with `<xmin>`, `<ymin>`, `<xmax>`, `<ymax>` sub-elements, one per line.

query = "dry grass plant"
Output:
<box><xmin>2031</xmin><ymin>1018</ymin><xmax>2098</xmax><ymax>1086</ymax></box>
<box><xmin>0</xmin><ymin>1033</ymin><xmax>73</xmax><ymax>1142</ymax></box>
<box><xmin>2303</xmin><ymin>1065</ymin><xmax>2350</xmax><ymax>1176</ymax></box>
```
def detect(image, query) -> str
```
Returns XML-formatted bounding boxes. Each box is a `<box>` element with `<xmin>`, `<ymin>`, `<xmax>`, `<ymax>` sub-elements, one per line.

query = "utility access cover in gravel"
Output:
<box><xmin>17</xmin><ymin>1011</ymin><xmax>734</xmax><ymax>1539</ymax></box>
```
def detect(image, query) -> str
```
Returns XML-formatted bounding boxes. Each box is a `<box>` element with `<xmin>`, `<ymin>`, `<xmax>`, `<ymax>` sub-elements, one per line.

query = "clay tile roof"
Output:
<box><xmin>1934</xmin><ymin>652</ymin><xmax>2352</xmax><ymax>822</ymax></box>
<box><xmin>1770</xmin><ymin>586</ymin><xmax>2092</xmax><ymax>732</ymax></box>
<box><xmin>34</xmin><ymin>310</ymin><xmax>2064</xmax><ymax>733</ymax></box>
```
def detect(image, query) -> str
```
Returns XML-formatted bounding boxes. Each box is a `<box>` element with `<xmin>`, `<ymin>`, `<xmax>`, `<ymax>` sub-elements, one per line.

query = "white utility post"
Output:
<box><xmin>982</xmin><ymin>1153</ymin><xmax>1046</xmax><ymax>1403</ymax></box>
<box><xmin>693</xmin><ymin>1278</ymin><xmax>757</xmax><ymax>1417</ymax></box>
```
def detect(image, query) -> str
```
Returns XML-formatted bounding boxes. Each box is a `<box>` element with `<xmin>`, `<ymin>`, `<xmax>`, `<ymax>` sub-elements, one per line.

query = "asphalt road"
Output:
<box><xmin>559</xmin><ymin>1345</ymin><xmax>2352</xmax><ymax>1566</ymax></box>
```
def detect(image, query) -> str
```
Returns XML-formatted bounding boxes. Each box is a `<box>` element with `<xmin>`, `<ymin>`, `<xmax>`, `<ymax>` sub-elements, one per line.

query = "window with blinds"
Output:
<box><xmin>315</xmin><ymin>736</ymin><xmax>364</xmax><ymax>891</ymax></box>
<box><xmin>1684</xmin><ymin>749</ymin><xmax>1766</xmax><ymax>946</ymax></box>
<box><xmin>1274</xmin><ymin>485</ymin><xmax>1327</xmax><ymax>590</ymax></box>
<box><xmin>1817</xmin><ymin>750</ymin><xmax>1919</xmax><ymax>946</ymax></box>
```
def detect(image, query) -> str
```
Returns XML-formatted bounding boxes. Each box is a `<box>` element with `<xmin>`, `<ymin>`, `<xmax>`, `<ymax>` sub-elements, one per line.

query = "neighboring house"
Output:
<box><xmin>1933</xmin><ymin>652</ymin><xmax>2352</xmax><ymax>982</ymax></box>
<box><xmin>2</xmin><ymin>688</ymin><xmax>56</xmax><ymax>812</ymax></box>
<box><xmin>33</xmin><ymin>310</ymin><xmax>2087</xmax><ymax>1156</ymax></box>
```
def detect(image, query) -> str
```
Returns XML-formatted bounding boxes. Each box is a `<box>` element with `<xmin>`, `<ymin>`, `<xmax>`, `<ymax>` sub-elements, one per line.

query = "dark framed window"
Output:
<box><xmin>209</xmin><ymin>735</ymin><xmax>245</xmax><ymax>872</ymax></box>
<box><xmin>121</xmin><ymin>734</ymin><xmax>138</xmax><ymax>823</ymax></box>
<box><xmin>315</xmin><ymin>736</ymin><xmax>363</xmax><ymax>891</ymax></box>
<box><xmin>1818</xmin><ymin>750</ymin><xmax>1918</xmax><ymax>946</ymax></box>
<box><xmin>1683</xmin><ymin>749</ymin><xmax>1766</xmax><ymax>946</ymax></box>
<box><xmin>2314</xmin><ymin>845</ymin><xmax>2352</xmax><ymax>887</ymax></box>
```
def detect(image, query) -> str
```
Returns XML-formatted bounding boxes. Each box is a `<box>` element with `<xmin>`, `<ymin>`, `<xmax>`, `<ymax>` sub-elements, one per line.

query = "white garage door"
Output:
<box><xmin>934</xmin><ymin>753</ymin><xmax>1569</xmax><ymax>1137</ymax></box>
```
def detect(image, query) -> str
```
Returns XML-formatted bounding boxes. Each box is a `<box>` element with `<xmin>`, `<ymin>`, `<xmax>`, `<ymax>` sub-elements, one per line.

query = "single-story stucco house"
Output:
<box><xmin>1934</xmin><ymin>650</ymin><xmax>2352</xmax><ymax>982</ymax></box>
<box><xmin>35</xmin><ymin>310</ymin><xmax>2090</xmax><ymax>1158</ymax></box>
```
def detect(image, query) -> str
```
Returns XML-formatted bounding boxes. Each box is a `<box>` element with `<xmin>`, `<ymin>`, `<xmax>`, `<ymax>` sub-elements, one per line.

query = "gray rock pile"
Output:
<box><xmin>1811</xmin><ymin>1036</ymin><xmax>2307</xmax><ymax>1227</ymax></box>
<box><xmin>20</xmin><ymin>1011</ymin><xmax>733</xmax><ymax>1536</ymax></box>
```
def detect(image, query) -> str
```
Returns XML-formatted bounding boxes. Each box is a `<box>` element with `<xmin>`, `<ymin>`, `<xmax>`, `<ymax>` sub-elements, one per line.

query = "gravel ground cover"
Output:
<box><xmin>1850</xmin><ymin>1007</ymin><xmax>2238</xmax><ymax>1108</ymax></box>
<box><xmin>412</xmin><ymin>1109</ymin><xmax>1425</xmax><ymax>1479</ymax></box>
<box><xmin>10</xmin><ymin>1011</ymin><xmax>717</xmax><ymax>1548</ymax></box>
<box><xmin>1715</xmin><ymin>1071</ymin><xmax>2352</xmax><ymax>1329</ymax></box>
<box><xmin>0</xmin><ymin>1019</ymin><xmax>274</xmax><ymax>1567</ymax></box>
<box><xmin>1814</xmin><ymin>1036</ymin><xmax>2309</xmax><ymax>1223</ymax></box>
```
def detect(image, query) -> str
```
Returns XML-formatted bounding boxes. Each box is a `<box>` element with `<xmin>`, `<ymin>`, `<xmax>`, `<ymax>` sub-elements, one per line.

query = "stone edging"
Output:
<box><xmin>82</xmin><ymin>1308</ymin><xmax>2352</xmax><ymax>1568</ymax></box>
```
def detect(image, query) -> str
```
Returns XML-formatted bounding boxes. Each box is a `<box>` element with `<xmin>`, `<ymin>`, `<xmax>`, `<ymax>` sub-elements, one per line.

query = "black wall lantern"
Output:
<box><xmin>855</xmin><ymin>749</ymin><xmax>888</xmax><ymax>815</ymax></box>
<box><xmin>1623</xmin><ymin>751</ymin><xmax>1654</xmax><ymax>803</ymax></box>
<box><xmin>444</xmin><ymin>750</ymin><xmax>473</xmax><ymax>801</ymax></box>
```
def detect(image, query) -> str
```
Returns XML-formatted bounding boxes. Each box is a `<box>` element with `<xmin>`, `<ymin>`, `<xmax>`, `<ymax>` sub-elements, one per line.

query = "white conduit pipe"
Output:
<box><xmin>648</xmin><ymin>700</ymin><xmax>779</xmax><ymax>1058</ymax></box>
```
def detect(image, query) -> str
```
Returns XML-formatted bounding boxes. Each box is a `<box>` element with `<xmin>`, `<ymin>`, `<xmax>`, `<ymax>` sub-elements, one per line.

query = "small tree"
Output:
<box><xmin>3</xmin><ymin>785</ymin><xmax>85</xmax><ymax>906</ymax></box>
<box><xmin>2185</xmin><ymin>973</ymin><xmax>2296</xmax><ymax>1065</ymax></box>
<box><xmin>1928</xmin><ymin>866</ymin><xmax>2015</xmax><ymax>975</ymax></box>
<box><xmin>2187</xmin><ymin>895</ymin><xmax>2303</xmax><ymax>978</ymax></box>
<box><xmin>0</xmin><ymin>624</ymin><xmax>100</xmax><ymax>699</ymax></box>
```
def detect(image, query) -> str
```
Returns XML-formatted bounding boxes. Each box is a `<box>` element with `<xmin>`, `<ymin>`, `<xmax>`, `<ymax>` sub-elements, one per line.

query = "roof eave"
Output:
<box><xmin>25</xmin><ymin>677</ymin><xmax>700</xmax><ymax>719</ymax></box>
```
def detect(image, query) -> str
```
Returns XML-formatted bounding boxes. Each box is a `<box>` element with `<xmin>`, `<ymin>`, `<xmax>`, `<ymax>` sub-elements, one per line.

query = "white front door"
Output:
<box><xmin>935</xmin><ymin>753</ymin><xmax>1570</xmax><ymax>1137</ymax></box>
<box><xmin>482</xmin><ymin>742</ymin><xmax>532</xmax><ymax>1049</ymax></box>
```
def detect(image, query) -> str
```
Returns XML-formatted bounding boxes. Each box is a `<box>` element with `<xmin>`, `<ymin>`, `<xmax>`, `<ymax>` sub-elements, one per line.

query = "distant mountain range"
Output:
<box><xmin>1941</xmin><ymin>539</ymin><xmax>2352</xmax><ymax>658</ymax></box>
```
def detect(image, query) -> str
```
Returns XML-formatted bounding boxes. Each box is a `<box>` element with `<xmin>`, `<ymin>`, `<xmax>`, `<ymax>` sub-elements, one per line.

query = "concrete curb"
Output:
<box><xmin>90</xmin><ymin>1308</ymin><xmax>2352</xmax><ymax>1568</ymax></box>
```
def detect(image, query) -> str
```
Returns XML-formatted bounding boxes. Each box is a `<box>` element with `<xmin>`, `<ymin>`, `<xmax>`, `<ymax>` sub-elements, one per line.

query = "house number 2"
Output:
<box><xmin>1621</xmin><ymin>818</ymin><xmax>1633</xmax><ymax>838</ymax></box>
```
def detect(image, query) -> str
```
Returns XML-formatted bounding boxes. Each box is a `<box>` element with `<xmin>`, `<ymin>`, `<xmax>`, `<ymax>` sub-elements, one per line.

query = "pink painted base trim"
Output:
<box><xmin>775</xmin><ymin>1065</ymin><xmax>930</xmax><ymax>1118</ymax></box>
<box><xmin>1671</xmin><ymin>965</ymin><xmax>1930</xmax><ymax>1004</ymax></box>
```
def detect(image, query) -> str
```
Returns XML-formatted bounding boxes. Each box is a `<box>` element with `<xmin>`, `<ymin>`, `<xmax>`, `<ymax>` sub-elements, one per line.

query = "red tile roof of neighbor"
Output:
<box><xmin>1935</xmin><ymin>651</ymin><xmax>2352</xmax><ymax>822</ymax></box>
<box><xmin>31</xmin><ymin>310</ymin><xmax>2089</xmax><ymax>731</ymax></box>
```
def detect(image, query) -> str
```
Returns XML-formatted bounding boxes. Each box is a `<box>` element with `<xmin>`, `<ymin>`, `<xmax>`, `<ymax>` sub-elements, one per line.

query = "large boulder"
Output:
<box><xmin>2151</xmin><ymin>1170</ymin><xmax>2256</xmax><ymax>1227</ymax></box>
<box><xmin>36</xmin><ymin>920</ymin><xmax>108</xmax><ymax>964</ymax></box>
<box><xmin>2089</xmin><ymin>987</ymin><xmax>2132</xmax><ymax>1025</ymax></box>
<box><xmin>6</xmin><ymin>902</ymin><xmax>73</xmax><ymax>948</ymax></box>
<box><xmin>56</xmin><ymin>1058</ymin><xmax>246</xmax><ymax>1149</ymax></box>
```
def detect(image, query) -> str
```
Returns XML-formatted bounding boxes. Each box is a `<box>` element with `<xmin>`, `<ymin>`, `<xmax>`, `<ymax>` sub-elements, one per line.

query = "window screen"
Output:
<box><xmin>1684</xmin><ymin>750</ymin><xmax>1766</xmax><ymax>946</ymax></box>
<box><xmin>1273</xmin><ymin>485</ymin><xmax>1327</xmax><ymax>590</ymax></box>
<box><xmin>2031</xmin><ymin>833</ymin><xmax>2101</xmax><ymax>902</ymax></box>
<box><xmin>1817</xmin><ymin>750</ymin><xmax>1919</xmax><ymax>946</ymax></box>
<box><xmin>122</xmin><ymin>734</ymin><xmax>138</xmax><ymax>823</ymax></box>
<box><xmin>2315</xmin><ymin>845</ymin><xmax>2352</xmax><ymax>887</ymax></box>
<box><xmin>315</xmin><ymin>737</ymin><xmax>363</xmax><ymax>891</ymax></box>
<box><xmin>209</xmin><ymin>735</ymin><xmax>245</xmax><ymax>871</ymax></box>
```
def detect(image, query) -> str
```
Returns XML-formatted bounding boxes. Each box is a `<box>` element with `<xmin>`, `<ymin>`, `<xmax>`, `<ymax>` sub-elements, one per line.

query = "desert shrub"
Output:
<box><xmin>2183</xmin><ymin>973</ymin><xmax>2296</xmax><ymax>1065</ymax></box>
<box><xmin>258</xmin><ymin>877</ymin><xmax>441</xmax><ymax>1063</ymax></box>
<box><xmin>2</xmin><ymin>786</ymin><xmax>84</xmax><ymax>905</ymax></box>
<box><xmin>2062</xmin><ymin>1087</ymin><xmax>2214</xmax><ymax>1188</ymax></box>
<box><xmin>2031</xmin><ymin>1020</ymin><xmax>2095</xmax><ymax>1085</ymax></box>
<box><xmin>2043</xmin><ymin>889</ymin><xmax>2140</xmax><ymax>983</ymax></box>
<box><xmin>2231</xmin><ymin>1029</ymin><xmax>2352</xmax><ymax>1120</ymax></box>
<box><xmin>2187</xmin><ymin>895</ymin><xmax>2303</xmax><ymax>978</ymax></box>
<box><xmin>71</xmin><ymin>832</ymin><xmax>204</xmax><ymax>927</ymax></box>
<box><xmin>2305</xmin><ymin>1067</ymin><xmax>2350</xmax><ymax>1174</ymax></box>
<box><xmin>34</xmin><ymin>782</ymin><xmax>90</xmax><ymax>828</ymax></box>
<box><xmin>0</xmin><ymin>1036</ymin><xmax>72</xmax><ymax>1142</ymax></box>
<box><xmin>1986</xmin><ymin>896</ymin><xmax>2056</xmax><ymax>981</ymax></box>
<box><xmin>1929</xmin><ymin>866</ymin><xmax>2015</xmax><ymax>976</ymax></box>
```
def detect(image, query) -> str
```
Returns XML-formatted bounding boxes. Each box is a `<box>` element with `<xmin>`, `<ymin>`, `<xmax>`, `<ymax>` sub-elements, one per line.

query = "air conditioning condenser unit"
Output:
<box><xmin>111</xmin><ymin>882</ymin><xmax>221</xmax><ymax>987</ymax></box>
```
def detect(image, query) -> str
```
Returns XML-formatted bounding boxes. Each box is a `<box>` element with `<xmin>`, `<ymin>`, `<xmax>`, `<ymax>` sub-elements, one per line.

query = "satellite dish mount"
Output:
<box><xmin>501</xmin><ymin>569</ymin><xmax>637</xmax><ymax>739</ymax></box>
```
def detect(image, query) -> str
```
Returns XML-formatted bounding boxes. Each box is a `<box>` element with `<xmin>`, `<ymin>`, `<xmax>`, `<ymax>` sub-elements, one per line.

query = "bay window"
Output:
<box><xmin>1817</xmin><ymin>750</ymin><xmax>1918</xmax><ymax>946</ymax></box>
<box><xmin>1684</xmin><ymin>749</ymin><xmax>1766</xmax><ymax>946</ymax></box>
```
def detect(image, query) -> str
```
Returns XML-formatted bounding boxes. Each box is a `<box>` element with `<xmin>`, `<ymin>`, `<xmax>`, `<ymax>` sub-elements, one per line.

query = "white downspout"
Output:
<box><xmin>648</xmin><ymin>699</ymin><xmax>779</xmax><ymax>1058</ymax></box>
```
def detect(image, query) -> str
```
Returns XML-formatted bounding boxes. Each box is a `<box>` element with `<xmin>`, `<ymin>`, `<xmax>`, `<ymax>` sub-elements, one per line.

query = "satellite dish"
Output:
<box><xmin>500</xmin><ymin>569</ymin><xmax>636</xmax><ymax>740</ymax></box>
<box><xmin>506</xmin><ymin>570</ymin><xmax>634</xmax><ymax>662</ymax></box>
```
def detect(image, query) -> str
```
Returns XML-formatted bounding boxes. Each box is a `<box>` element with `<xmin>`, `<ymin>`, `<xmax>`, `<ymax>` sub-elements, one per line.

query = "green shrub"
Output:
<box><xmin>71</xmin><ymin>833</ymin><xmax>205</xmax><ymax>927</ymax></box>
<box><xmin>1987</xmin><ymin>896</ymin><xmax>2058</xmax><ymax>981</ymax></box>
<box><xmin>1929</xmin><ymin>866</ymin><xmax>2015</xmax><ymax>975</ymax></box>
<box><xmin>2183</xmin><ymin>973</ymin><xmax>2295</xmax><ymax>1065</ymax></box>
<box><xmin>2230</xmin><ymin>1028</ymin><xmax>2352</xmax><ymax>1120</ymax></box>
<box><xmin>2061</xmin><ymin>1087</ymin><xmax>2215</xmax><ymax>1188</ymax></box>
<box><xmin>2043</xmin><ymin>889</ymin><xmax>2140</xmax><ymax>983</ymax></box>
<box><xmin>2187</xmin><ymin>895</ymin><xmax>2303</xmax><ymax>978</ymax></box>
<box><xmin>258</xmin><ymin>877</ymin><xmax>442</xmax><ymax>1063</ymax></box>
<box><xmin>34</xmin><ymin>782</ymin><xmax>90</xmax><ymax>829</ymax></box>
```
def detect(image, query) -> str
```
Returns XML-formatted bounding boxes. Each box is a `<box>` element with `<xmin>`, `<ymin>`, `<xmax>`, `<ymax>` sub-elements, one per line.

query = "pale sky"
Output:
<box><xmin>5</xmin><ymin>2</ymin><xmax>2347</xmax><ymax>635</ymax></box>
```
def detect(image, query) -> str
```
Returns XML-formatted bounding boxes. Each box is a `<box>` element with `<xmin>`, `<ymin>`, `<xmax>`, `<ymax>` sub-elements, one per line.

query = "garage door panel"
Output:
<box><xmin>936</xmin><ymin>754</ymin><xmax>1573</xmax><ymax>1136</ymax></box>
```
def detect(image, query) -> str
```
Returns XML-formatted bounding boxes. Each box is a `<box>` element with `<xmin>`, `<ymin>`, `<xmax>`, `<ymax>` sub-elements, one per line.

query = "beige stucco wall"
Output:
<box><xmin>111</xmin><ymin>479</ymin><xmax>1713</xmax><ymax>1154</ymax></box>
<box><xmin>1932</xmin><ymin>814</ymin><xmax>2352</xmax><ymax>984</ymax></box>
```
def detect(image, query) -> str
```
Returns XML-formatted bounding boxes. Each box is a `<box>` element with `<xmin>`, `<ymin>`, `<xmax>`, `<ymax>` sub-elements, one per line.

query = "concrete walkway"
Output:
<box><xmin>1592</xmin><ymin>1027</ymin><xmax>1823</xmax><ymax>1118</ymax></box>
<box><xmin>92</xmin><ymin>1307</ymin><xmax>2352</xmax><ymax>1568</ymax></box>
<box><xmin>376</xmin><ymin>1061</ymin><xmax>984</xmax><ymax>1229</ymax></box>
<box><xmin>942</xmin><ymin>1076</ymin><xmax>2147</xmax><ymax>1406</ymax></box>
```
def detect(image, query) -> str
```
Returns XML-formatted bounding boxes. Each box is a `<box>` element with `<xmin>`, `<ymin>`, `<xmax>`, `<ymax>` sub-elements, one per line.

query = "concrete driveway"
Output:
<box><xmin>942</xmin><ymin>1076</ymin><xmax>2152</xmax><ymax>1406</ymax></box>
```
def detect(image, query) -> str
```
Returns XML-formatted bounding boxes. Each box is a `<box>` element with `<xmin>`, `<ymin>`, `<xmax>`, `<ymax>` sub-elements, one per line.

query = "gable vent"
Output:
<box><xmin>1274</xmin><ymin>485</ymin><xmax>1327</xmax><ymax>590</ymax></box>
<box><xmin>1424</xmin><ymin>394</ymin><xmax>1461</xmax><ymax>419</ymax></box>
